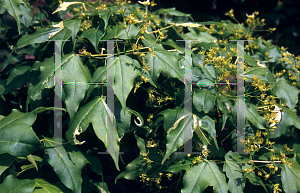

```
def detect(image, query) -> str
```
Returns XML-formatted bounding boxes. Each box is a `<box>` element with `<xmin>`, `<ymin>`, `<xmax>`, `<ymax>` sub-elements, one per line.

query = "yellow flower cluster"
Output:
<box><xmin>256</xmin><ymin>163</ymin><xmax>279</xmax><ymax>181</ymax></box>
<box><xmin>139</xmin><ymin>171</ymin><xmax>172</xmax><ymax>189</ymax></box>
<box><xmin>273</xmin><ymin>184</ymin><xmax>282</xmax><ymax>193</ymax></box>
<box><xmin>139</xmin><ymin>173</ymin><xmax>148</xmax><ymax>182</ymax></box>
<box><xmin>225</xmin><ymin>9</ymin><xmax>234</xmax><ymax>18</ymax></box>
<box><xmin>125</xmin><ymin>14</ymin><xmax>140</xmax><ymax>25</ymax></box>
<box><xmin>245</xmin><ymin>41</ymin><xmax>259</xmax><ymax>51</ymax></box>
<box><xmin>141</xmin><ymin>150</ymin><xmax>153</xmax><ymax>164</ymax></box>
<box><xmin>79</xmin><ymin>47</ymin><xmax>91</xmax><ymax>57</ymax></box>
<box><xmin>79</xmin><ymin>20</ymin><xmax>92</xmax><ymax>31</ymax></box>
<box><xmin>96</xmin><ymin>4</ymin><xmax>108</xmax><ymax>10</ymax></box>
<box><xmin>191</xmin><ymin>155</ymin><xmax>203</xmax><ymax>166</ymax></box>
<box><xmin>117</xmin><ymin>8</ymin><xmax>126</xmax><ymax>14</ymax></box>
<box><xmin>146</xmin><ymin>138</ymin><xmax>157</xmax><ymax>148</ymax></box>
<box><xmin>147</xmin><ymin>114</ymin><xmax>153</xmax><ymax>126</ymax></box>
<box><xmin>114</xmin><ymin>0</ymin><xmax>128</xmax><ymax>6</ymax></box>
<box><xmin>279</xmin><ymin>50</ymin><xmax>300</xmax><ymax>85</ymax></box>
<box><xmin>251</xmin><ymin>74</ymin><xmax>273</xmax><ymax>92</ymax></box>
<box><xmin>245</xmin><ymin>11</ymin><xmax>266</xmax><ymax>29</ymax></box>
<box><xmin>242</xmin><ymin>130</ymin><xmax>276</xmax><ymax>153</ymax></box>
<box><xmin>202</xmin><ymin>146</ymin><xmax>210</xmax><ymax>157</ymax></box>
<box><xmin>242</xmin><ymin>167</ymin><xmax>254</xmax><ymax>174</ymax></box>
<box><xmin>190</xmin><ymin>146</ymin><xmax>210</xmax><ymax>166</ymax></box>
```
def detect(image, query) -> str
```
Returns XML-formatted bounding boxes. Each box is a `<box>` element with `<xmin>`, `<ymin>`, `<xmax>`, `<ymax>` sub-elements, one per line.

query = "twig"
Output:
<box><xmin>250</xmin><ymin>160</ymin><xmax>281</xmax><ymax>163</ymax></box>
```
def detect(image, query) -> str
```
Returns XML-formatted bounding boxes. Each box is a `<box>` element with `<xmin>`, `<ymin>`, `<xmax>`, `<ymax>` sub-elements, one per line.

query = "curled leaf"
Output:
<box><xmin>134</xmin><ymin>117</ymin><xmax>143</xmax><ymax>127</ymax></box>
<box><xmin>270</xmin><ymin>105</ymin><xmax>281</xmax><ymax>127</ymax></box>
<box><xmin>192</xmin><ymin>114</ymin><xmax>211</xmax><ymax>145</ymax></box>
<box><xmin>167</xmin><ymin>114</ymin><xmax>189</xmax><ymax>134</ymax></box>
<box><xmin>74</xmin><ymin>126</ymin><xmax>86</xmax><ymax>145</ymax></box>
<box><xmin>52</xmin><ymin>2</ymin><xmax>85</xmax><ymax>14</ymax></box>
<box><xmin>173</xmin><ymin>22</ymin><xmax>202</xmax><ymax>28</ymax></box>
<box><xmin>49</xmin><ymin>21</ymin><xmax>64</xmax><ymax>38</ymax></box>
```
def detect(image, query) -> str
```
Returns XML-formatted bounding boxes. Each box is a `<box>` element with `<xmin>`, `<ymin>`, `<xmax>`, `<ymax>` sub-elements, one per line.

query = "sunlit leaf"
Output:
<box><xmin>182</xmin><ymin>161</ymin><xmax>228</xmax><ymax>193</ymax></box>
<box><xmin>0</xmin><ymin>0</ymin><xmax>22</xmax><ymax>34</ymax></box>
<box><xmin>0</xmin><ymin>175</ymin><xmax>36</xmax><ymax>193</ymax></box>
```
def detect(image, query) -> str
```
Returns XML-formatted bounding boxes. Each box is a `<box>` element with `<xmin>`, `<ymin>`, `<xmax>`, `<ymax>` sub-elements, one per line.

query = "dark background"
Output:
<box><xmin>138</xmin><ymin>0</ymin><xmax>300</xmax><ymax>56</ymax></box>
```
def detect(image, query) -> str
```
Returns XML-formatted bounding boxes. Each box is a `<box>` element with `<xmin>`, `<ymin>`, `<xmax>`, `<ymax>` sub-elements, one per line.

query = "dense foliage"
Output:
<box><xmin>0</xmin><ymin>0</ymin><xmax>300</xmax><ymax>192</ymax></box>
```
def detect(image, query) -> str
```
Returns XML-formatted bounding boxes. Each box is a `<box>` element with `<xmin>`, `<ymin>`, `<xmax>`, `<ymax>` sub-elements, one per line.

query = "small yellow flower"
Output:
<box><xmin>143</xmin><ymin>157</ymin><xmax>153</xmax><ymax>164</ymax></box>
<box><xmin>141</xmin><ymin>150</ymin><xmax>149</xmax><ymax>157</ymax></box>
<box><xmin>132</xmin><ymin>43</ymin><xmax>138</xmax><ymax>50</ymax></box>
<box><xmin>138</xmin><ymin>0</ymin><xmax>150</xmax><ymax>6</ymax></box>
<box><xmin>256</xmin><ymin>131</ymin><xmax>261</xmax><ymax>138</ymax></box>
<box><xmin>148</xmin><ymin>114</ymin><xmax>153</xmax><ymax>119</ymax></box>
<box><xmin>155</xmin><ymin>178</ymin><xmax>161</xmax><ymax>184</ymax></box>
<box><xmin>141</xmin><ymin>76</ymin><xmax>149</xmax><ymax>83</ymax></box>
<box><xmin>143</xmin><ymin>65</ymin><xmax>151</xmax><ymax>73</ymax></box>
<box><xmin>273</xmin><ymin>183</ymin><xmax>282</xmax><ymax>193</ymax></box>
<box><xmin>156</xmin><ymin>96</ymin><xmax>164</xmax><ymax>105</ymax></box>
<box><xmin>146</xmin><ymin>138</ymin><xmax>157</xmax><ymax>148</ymax></box>
<box><xmin>140</xmin><ymin>174</ymin><xmax>146</xmax><ymax>177</ymax></box>
<box><xmin>134</xmin><ymin>82</ymin><xmax>142</xmax><ymax>93</ymax></box>
<box><xmin>264</xmin><ymin>174</ymin><xmax>270</xmax><ymax>179</ymax></box>
<box><xmin>246</xmin><ymin>13</ymin><xmax>255</xmax><ymax>19</ymax></box>
<box><xmin>150</xmin><ymin>0</ymin><xmax>157</xmax><ymax>6</ymax></box>
<box><xmin>139</xmin><ymin>174</ymin><xmax>147</xmax><ymax>182</ymax></box>
<box><xmin>195</xmin><ymin>155</ymin><xmax>203</xmax><ymax>163</ymax></box>
<box><xmin>166</xmin><ymin>173</ymin><xmax>172</xmax><ymax>179</ymax></box>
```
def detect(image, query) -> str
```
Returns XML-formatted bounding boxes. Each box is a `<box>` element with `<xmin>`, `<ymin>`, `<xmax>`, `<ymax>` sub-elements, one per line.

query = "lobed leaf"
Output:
<box><xmin>0</xmin><ymin>175</ymin><xmax>36</xmax><ymax>193</ymax></box>
<box><xmin>66</xmin><ymin>96</ymin><xmax>120</xmax><ymax>170</ymax></box>
<box><xmin>0</xmin><ymin>109</ymin><xmax>41</xmax><ymax>157</ymax></box>
<box><xmin>281</xmin><ymin>158</ymin><xmax>300</xmax><ymax>193</ymax></box>
<box><xmin>271</xmin><ymin>77</ymin><xmax>299</xmax><ymax>109</ymax></box>
<box><xmin>181</xmin><ymin>161</ymin><xmax>228</xmax><ymax>193</ymax></box>
<box><xmin>0</xmin><ymin>0</ymin><xmax>22</xmax><ymax>34</ymax></box>
<box><xmin>43</xmin><ymin>137</ymin><xmax>90</xmax><ymax>193</ymax></box>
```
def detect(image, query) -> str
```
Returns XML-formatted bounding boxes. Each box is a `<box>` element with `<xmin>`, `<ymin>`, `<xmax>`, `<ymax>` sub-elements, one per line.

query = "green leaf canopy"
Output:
<box><xmin>0</xmin><ymin>109</ymin><xmax>41</xmax><ymax>157</ymax></box>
